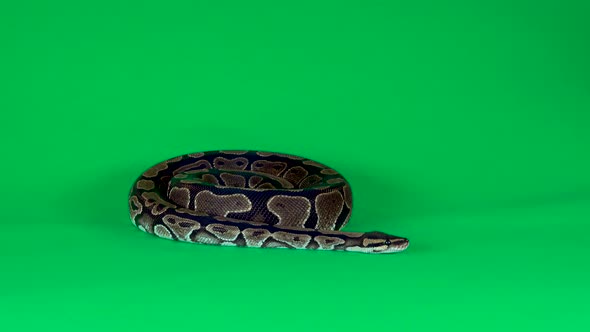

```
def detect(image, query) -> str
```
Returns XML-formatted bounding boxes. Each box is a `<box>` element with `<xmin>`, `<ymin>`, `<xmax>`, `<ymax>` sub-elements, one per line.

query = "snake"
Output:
<box><xmin>128</xmin><ymin>150</ymin><xmax>409</xmax><ymax>254</ymax></box>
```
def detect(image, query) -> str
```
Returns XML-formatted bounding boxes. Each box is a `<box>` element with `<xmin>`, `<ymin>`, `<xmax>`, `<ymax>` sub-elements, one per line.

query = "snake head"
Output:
<box><xmin>358</xmin><ymin>231</ymin><xmax>409</xmax><ymax>253</ymax></box>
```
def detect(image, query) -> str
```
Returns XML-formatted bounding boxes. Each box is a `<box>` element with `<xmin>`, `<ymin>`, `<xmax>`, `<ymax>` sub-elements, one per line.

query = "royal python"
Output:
<box><xmin>128</xmin><ymin>150</ymin><xmax>409</xmax><ymax>254</ymax></box>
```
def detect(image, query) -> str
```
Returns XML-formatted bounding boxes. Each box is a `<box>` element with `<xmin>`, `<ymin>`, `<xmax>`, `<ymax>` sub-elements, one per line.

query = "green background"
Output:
<box><xmin>1</xmin><ymin>1</ymin><xmax>589</xmax><ymax>331</ymax></box>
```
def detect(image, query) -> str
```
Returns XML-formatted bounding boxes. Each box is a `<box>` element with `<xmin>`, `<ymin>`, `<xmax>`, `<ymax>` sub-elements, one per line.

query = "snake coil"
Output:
<box><xmin>128</xmin><ymin>150</ymin><xmax>409</xmax><ymax>254</ymax></box>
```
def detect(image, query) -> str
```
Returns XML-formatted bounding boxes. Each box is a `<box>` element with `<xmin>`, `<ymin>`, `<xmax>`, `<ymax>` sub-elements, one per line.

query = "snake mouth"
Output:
<box><xmin>375</xmin><ymin>238</ymin><xmax>409</xmax><ymax>253</ymax></box>
<box><xmin>395</xmin><ymin>238</ymin><xmax>410</xmax><ymax>251</ymax></box>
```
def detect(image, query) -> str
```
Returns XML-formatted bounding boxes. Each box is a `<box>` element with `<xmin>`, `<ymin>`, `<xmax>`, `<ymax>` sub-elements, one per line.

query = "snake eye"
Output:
<box><xmin>384</xmin><ymin>240</ymin><xmax>391</xmax><ymax>245</ymax></box>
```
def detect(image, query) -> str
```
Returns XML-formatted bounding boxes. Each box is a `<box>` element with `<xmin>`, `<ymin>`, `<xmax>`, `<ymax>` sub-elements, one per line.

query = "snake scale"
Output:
<box><xmin>128</xmin><ymin>150</ymin><xmax>409</xmax><ymax>254</ymax></box>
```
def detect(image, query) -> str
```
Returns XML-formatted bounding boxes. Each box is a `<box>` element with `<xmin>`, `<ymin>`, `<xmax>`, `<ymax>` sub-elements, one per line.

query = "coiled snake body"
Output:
<box><xmin>128</xmin><ymin>151</ymin><xmax>409</xmax><ymax>254</ymax></box>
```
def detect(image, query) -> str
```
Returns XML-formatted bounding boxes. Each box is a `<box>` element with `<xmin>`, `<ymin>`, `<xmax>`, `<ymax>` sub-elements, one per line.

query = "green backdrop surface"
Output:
<box><xmin>1</xmin><ymin>1</ymin><xmax>589</xmax><ymax>331</ymax></box>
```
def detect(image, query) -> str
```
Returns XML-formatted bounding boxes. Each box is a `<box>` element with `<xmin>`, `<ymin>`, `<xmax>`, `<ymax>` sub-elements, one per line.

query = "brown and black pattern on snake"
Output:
<box><xmin>142</xmin><ymin>191</ymin><xmax>176</xmax><ymax>215</ymax></box>
<box><xmin>129</xmin><ymin>195</ymin><xmax>142</xmax><ymax>222</ymax></box>
<box><xmin>177</xmin><ymin>173</ymin><xmax>220</xmax><ymax>185</ymax></box>
<box><xmin>314</xmin><ymin>235</ymin><xmax>346</xmax><ymax>250</ymax></box>
<box><xmin>143</xmin><ymin>162</ymin><xmax>169</xmax><ymax>178</ymax></box>
<box><xmin>172</xmin><ymin>160</ymin><xmax>212</xmax><ymax>175</ymax></box>
<box><xmin>282</xmin><ymin>166</ymin><xmax>309</xmax><ymax>186</ymax></box>
<box><xmin>267</xmin><ymin>195</ymin><xmax>311</xmax><ymax>228</ymax></box>
<box><xmin>202</xmin><ymin>174</ymin><xmax>219</xmax><ymax>185</ymax></box>
<box><xmin>136</xmin><ymin>213</ymin><xmax>155</xmax><ymax>233</ymax></box>
<box><xmin>162</xmin><ymin>214</ymin><xmax>201</xmax><ymax>241</ymax></box>
<box><xmin>299</xmin><ymin>175</ymin><xmax>323</xmax><ymax>188</ymax></box>
<box><xmin>213</xmin><ymin>157</ymin><xmax>248</xmax><ymax>170</ymax></box>
<box><xmin>315</xmin><ymin>191</ymin><xmax>344</xmax><ymax>230</ymax></box>
<box><xmin>205</xmin><ymin>223</ymin><xmax>241</xmax><ymax>242</ymax></box>
<box><xmin>154</xmin><ymin>224</ymin><xmax>173</xmax><ymax>239</ymax></box>
<box><xmin>169</xmin><ymin>187</ymin><xmax>190</xmax><ymax>208</ymax></box>
<box><xmin>257</xmin><ymin>183</ymin><xmax>275</xmax><ymax>189</ymax></box>
<box><xmin>219</xmin><ymin>173</ymin><xmax>247</xmax><ymax>188</ymax></box>
<box><xmin>251</xmin><ymin>160</ymin><xmax>287</xmax><ymax>176</ymax></box>
<box><xmin>271</xmin><ymin>231</ymin><xmax>312</xmax><ymax>249</ymax></box>
<box><xmin>194</xmin><ymin>191</ymin><xmax>252</xmax><ymax>216</ymax></box>
<box><xmin>190</xmin><ymin>229</ymin><xmax>223</xmax><ymax>245</ymax></box>
<box><xmin>248</xmin><ymin>175</ymin><xmax>263</xmax><ymax>188</ymax></box>
<box><xmin>241</xmin><ymin>228</ymin><xmax>272</xmax><ymax>247</ymax></box>
<box><xmin>142</xmin><ymin>156</ymin><xmax>183</xmax><ymax>178</ymax></box>
<box><xmin>136</xmin><ymin>179</ymin><xmax>155</xmax><ymax>190</ymax></box>
<box><xmin>302</xmin><ymin>160</ymin><xmax>328</xmax><ymax>169</ymax></box>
